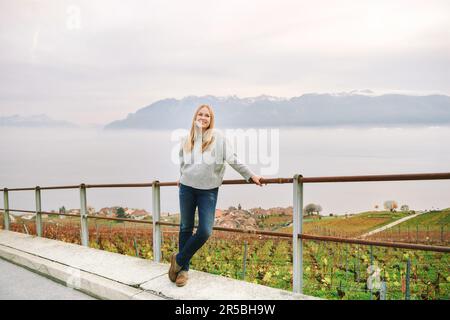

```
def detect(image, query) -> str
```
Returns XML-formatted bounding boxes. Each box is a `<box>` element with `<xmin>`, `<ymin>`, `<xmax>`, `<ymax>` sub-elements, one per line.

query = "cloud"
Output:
<box><xmin>1</xmin><ymin>0</ymin><xmax>449</xmax><ymax>124</ymax></box>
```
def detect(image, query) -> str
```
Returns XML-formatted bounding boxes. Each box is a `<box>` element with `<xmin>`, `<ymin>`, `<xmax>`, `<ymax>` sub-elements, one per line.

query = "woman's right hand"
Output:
<box><xmin>250</xmin><ymin>175</ymin><xmax>266</xmax><ymax>186</ymax></box>
<box><xmin>176</xmin><ymin>179</ymin><xmax>180</xmax><ymax>187</ymax></box>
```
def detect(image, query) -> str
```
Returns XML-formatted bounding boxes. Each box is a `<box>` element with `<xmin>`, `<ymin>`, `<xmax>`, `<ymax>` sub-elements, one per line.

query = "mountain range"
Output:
<box><xmin>0</xmin><ymin>114</ymin><xmax>78</xmax><ymax>128</ymax></box>
<box><xmin>104</xmin><ymin>91</ymin><xmax>450</xmax><ymax>130</ymax></box>
<box><xmin>2</xmin><ymin>91</ymin><xmax>450</xmax><ymax>129</ymax></box>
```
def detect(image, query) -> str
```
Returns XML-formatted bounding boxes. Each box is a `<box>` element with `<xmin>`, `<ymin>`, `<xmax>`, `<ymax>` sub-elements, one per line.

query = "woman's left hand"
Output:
<box><xmin>250</xmin><ymin>175</ymin><xmax>266</xmax><ymax>186</ymax></box>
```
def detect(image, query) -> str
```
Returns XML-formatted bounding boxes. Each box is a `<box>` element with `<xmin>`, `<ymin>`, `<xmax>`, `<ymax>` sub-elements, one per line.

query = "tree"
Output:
<box><xmin>116</xmin><ymin>207</ymin><xmax>126</xmax><ymax>219</ymax></box>
<box><xmin>304</xmin><ymin>203</ymin><xmax>315</xmax><ymax>215</ymax></box>
<box><xmin>304</xmin><ymin>203</ymin><xmax>322</xmax><ymax>216</ymax></box>
<box><xmin>384</xmin><ymin>200</ymin><xmax>398</xmax><ymax>212</ymax></box>
<box><xmin>316</xmin><ymin>205</ymin><xmax>323</xmax><ymax>215</ymax></box>
<box><xmin>400</xmin><ymin>205</ymin><xmax>410</xmax><ymax>213</ymax></box>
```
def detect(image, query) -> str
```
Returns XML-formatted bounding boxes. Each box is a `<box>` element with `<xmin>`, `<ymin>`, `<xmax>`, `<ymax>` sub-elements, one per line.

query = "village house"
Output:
<box><xmin>98</xmin><ymin>207</ymin><xmax>111</xmax><ymax>217</ymax></box>
<box><xmin>215</xmin><ymin>209</ymin><xmax>223</xmax><ymax>218</ymax></box>
<box><xmin>68</xmin><ymin>209</ymin><xmax>80</xmax><ymax>215</ymax></box>
<box><xmin>128</xmin><ymin>209</ymin><xmax>149</xmax><ymax>220</ymax></box>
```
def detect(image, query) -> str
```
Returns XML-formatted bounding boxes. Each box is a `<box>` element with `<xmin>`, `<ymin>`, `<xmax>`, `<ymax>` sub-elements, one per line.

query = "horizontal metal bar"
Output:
<box><xmin>2</xmin><ymin>186</ymin><xmax>80</xmax><ymax>191</ymax></box>
<box><xmin>85</xmin><ymin>183</ymin><xmax>154</xmax><ymax>188</ymax></box>
<box><xmin>1</xmin><ymin>210</ymin><xmax>82</xmax><ymax>218</ymax></box>
<box><xmin>0</xmin><ymin>209</ymin><xmax>153</xmax><ymax>223</ymax></box>
<box><xmin>220</xmin><ymin>178</ymin><xmax>294</xmax><ymax>185</ymax></box>
<box><xmin>299</xmin><ymin>172</ymin><xmax>450</xmax><ymax>183</ymax></box>
<box><xmin>0</xmin><ymin>208</ymin><xmax>36</xmax><ymax>214</ymax></box>
<box><xmin>1</xmin><ymin>183</ymin><xmax>156</xmax><ymax>191</ymax></box>
<box><xmin>1</xmin><ymin>208</ymin><xmax>80</xmax><ymax>217</ymax></box>
<box><xmin>2</xmin><ymin>172</ymin><xmax>449</xmax><ymax>191</ymax></box>
<box><xmin>47</xmin><ymin>212</ymin><xmax>82</xmax><ymax>218</ymax></box>
<box><xmin>0</xmin><ymin>179</ymin><xmax>282</xmax><ymax>191</ymax></box>
<box><xmin>157</xmin><ymin>222</ymin><xmax>450</xmax><ymax>253</ymax></box>
<box><xmin>40</xmin><ymin>185</ymin><xmax>81</xmax><ymax>190</ymax></box>
<box><xmin>157</xmin><ymin>221</ymin><xmax>292</xmax><ymax>237</ymax></box>
<box><xmin>298</xmin><ymin>234</ymin><xmax>450</xmax><ymax>253</ymax></box>
<box><xmin>1</xmin><ymin>187</ymin><xmax>35</xmax><ymax>191</ymax></box>
<box><xmin>86</xmin><ymin>215</ymin><xmax>152</xmax><ymax>224</ymax></box>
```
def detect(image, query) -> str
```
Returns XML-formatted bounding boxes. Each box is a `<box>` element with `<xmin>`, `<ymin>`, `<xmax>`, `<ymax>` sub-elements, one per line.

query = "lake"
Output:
<box><xmin>1</xmin><ymin>125</ymin><xmax>449</xmax><ymax>215</ymax></box>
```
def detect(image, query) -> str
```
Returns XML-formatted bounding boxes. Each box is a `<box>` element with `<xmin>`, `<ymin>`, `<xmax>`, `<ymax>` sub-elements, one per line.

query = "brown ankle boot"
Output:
<box><xmin>168</xmin><ymin>252</ymin><xmax>182</xmax><ymax>282</ymax></box>
<box><xmin>175</xmin><ymin>270</ymin><xmax>189</xmax><ymax>287</ymax></box>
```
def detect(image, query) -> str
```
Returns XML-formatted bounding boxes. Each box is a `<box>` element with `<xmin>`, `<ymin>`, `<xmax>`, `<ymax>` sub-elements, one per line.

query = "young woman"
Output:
<box><xmin>169</xmin><ymin>104</ymin><xmax>265</xmax><ymax>287</ymax></box>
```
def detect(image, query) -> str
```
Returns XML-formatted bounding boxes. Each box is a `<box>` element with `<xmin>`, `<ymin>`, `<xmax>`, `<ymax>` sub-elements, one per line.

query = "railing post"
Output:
<box><xmin>3</xmin><ymin>188</ymin><xmax>10</xmax><ymax>230</ymax></box>
<box><xmin>293</xmin><ymin>174</ymin><xmax>304</xmax><ymax>293</ymax></box>
<box><xmin>405</xmin><ymin>258</ymin><xmax>411</xmax><ymax>300</ymax></box>
<box><xmin>242</xmin><ymin>241</ymin><xmax>248</xmax><ymax>280</ymax></box>
<box><xmin>35</xmin><ymin>186</ymin><xmax>43</xmax><ymax>237</ymax></box>
<box><xmin>79</xmin><ymin>183</ymin><xmax>89</xmax><ymax>247</ymax></box>
<box><xmin>380</xmin><ymin>281</ymin><xmax>387</xmax><ymax>300</ymax></box>
<box><xmin>370</xmin><ymin>245</ymin><xmax>374</xmax><ymax>300</ymax></box>
<box><xmin>152</xmin><ymin>180</ymin><xmax>162</xmax><ymax>262</ymax></box>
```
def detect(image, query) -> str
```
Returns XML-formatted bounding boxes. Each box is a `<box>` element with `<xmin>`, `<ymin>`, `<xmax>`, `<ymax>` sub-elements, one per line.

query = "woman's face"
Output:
<box><xmin>195</xmin><ymin>107</ymin><xmax>211</xmax><ymax>130</ymax></box>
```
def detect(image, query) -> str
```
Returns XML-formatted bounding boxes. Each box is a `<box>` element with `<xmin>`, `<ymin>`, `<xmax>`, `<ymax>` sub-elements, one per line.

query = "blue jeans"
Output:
<box><xmin>176</xmin><ymin>183</ymin><xmax>219</xmax><ymax>271</ymax></box>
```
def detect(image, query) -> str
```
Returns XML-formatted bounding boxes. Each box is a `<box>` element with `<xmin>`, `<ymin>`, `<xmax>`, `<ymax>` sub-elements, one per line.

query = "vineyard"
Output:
<box><xmin>2</xmin><ymin>210</ymin><xmax>448</xmax><ymax>300</ymax></box>
<box><xmin>368</xmin><ymin>209</ymin><xmax>450</xmax><ymax>243</ymax></box>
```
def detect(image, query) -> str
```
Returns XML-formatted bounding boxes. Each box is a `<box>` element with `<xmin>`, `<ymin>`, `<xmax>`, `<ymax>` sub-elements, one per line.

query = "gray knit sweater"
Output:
<box><xmin>179</xmin><ymin>127</ymin><xmax>255</xmax><ymax>189</ymax></box>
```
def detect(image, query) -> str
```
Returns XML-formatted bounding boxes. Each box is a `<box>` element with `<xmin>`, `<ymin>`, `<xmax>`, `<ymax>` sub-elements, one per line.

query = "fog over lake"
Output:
<box><xmin>1</xmin><ymin>126</ymin><xmax>449</xmax><ymax>216</ymax></box>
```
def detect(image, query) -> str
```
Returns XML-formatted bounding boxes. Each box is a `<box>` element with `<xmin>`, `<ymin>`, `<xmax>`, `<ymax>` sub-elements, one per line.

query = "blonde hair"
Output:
<box><xmin>183</xmin><ymin>104</ymin><xmax>216</xmax><ymax>153</ymax></box>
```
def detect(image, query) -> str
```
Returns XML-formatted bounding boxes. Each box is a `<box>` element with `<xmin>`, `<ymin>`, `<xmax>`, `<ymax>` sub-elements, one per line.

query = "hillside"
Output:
<box><xmin>365</xmin><ymin>208</ymin><xmax>449</xmax><ymax>244</ymax></box>
<box><xmin>277</xmin><ymin>211</ymin><xmax>411</xmax><ymax>237</ymax></box>
<box><xmin>392</xmin><ymin>208</ymin><xmax>450</xmax><ymax>230</ymax></box>
<box><xmin>162</xmin><ymin>207</ymin><xmax>413</xmax><ymax>238</ymax></box>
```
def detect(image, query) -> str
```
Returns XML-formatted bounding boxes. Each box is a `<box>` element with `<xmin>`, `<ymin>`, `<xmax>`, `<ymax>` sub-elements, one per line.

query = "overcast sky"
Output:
<box><xmin>1</xmin><ymin>0</ymin><xmax>449</xmax><ymax>125</ymax></box>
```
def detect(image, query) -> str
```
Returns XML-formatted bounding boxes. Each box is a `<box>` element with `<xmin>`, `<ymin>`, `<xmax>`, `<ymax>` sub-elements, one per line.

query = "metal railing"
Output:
<box><xmin>1</xmin><ymin>172</ymin><xmax>450</xmax><ymax>294</ymax></box>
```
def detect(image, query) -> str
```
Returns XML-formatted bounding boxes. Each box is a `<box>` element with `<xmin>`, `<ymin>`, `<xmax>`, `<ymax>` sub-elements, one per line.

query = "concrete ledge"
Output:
<box><xmin>0</xmin><ymin>243</ymin><xmax>163</xmax><ymax>300</ymax></box>
<box><xmin>0</xmin><ymin>230</ymin><xmax>319</xmax><ymax>300</ymax></box>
